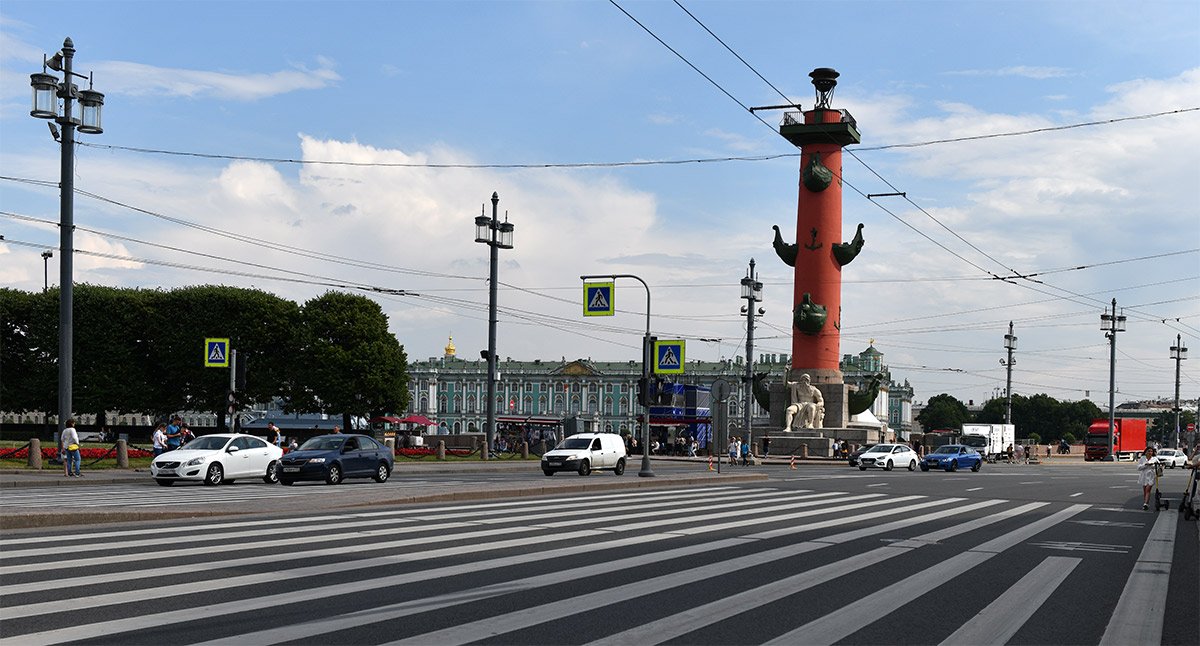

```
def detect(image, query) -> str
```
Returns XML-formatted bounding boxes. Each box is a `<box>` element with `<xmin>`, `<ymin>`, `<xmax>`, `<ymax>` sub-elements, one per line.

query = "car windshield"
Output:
<box><xmin>182</xmin><ymin>436</ymin><xmax>229</xmax><ymax>451</ymax></box>
<box><xmin>961</xmin><ymin>436</ymin><xmax>987</xmax><ymax>447</ymax></box>
<box><xmin>865</xmin><ymin>446</ymin><xmax>891</xmax><ymax>453</ymax></box>
<box><xmin>933</xmin><ymin>446</ymin><xmax>960</xmax><ymax>455</ymax></box>
<box><xmin>299</xmin><ymin>437</ymin><xmax>345</xmax><ymax>451</ymax></box>
<box><xmin>557</xmin><ymin>438</ymin><xmax>592</xmax><ymax>450</ymax></box>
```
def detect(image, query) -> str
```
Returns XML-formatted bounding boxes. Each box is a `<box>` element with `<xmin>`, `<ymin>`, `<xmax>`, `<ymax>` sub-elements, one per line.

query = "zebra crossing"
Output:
<box><xmin>0</xmin><ymin>484</ymin><xmax>1193</xmax><ymax>645</ymax></box>
<box><xmin>0</xmin><ymin>478</ymin><xmax>510</xmax><ymax>509</ymax></box>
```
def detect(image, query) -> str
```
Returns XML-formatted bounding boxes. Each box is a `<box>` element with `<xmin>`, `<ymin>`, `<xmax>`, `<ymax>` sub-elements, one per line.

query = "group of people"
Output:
<box><xmin>726</xmin><ymin>436</ymin><xmax>753</xmax><ymax>466</ymax></box>
<box><xmin>150</xmin><ymin>416</ymin><xmax>196</xmax><ymax>456</ymax></box>
<box><xmin>1137</xmin><ymin>442</ymin><xmax>1200</xmax><ymax>510</ymax></box>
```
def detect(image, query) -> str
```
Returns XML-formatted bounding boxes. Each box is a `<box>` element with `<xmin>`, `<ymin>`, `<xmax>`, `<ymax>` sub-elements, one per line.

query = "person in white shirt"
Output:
<box><xmin>151</xmin><ymin>423</ymin><xmax>168</xmax><ymax>457</ymax></box>
<box><xmin>61</xmin><ymin>418</ymin><xmax>82</xmax><ymax>478</ymax></box>
<box><xmin>1136</xmin><ymin>447</ymin><xmax>1158</xmax><ymax>510</ymax></box>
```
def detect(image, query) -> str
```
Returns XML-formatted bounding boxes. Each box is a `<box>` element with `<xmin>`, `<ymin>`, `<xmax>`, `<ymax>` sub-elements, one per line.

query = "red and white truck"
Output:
<box><xmin>1084</xmin><ymin>418</ymin><xmax>1147</xmax><ymax>461</ymax></box>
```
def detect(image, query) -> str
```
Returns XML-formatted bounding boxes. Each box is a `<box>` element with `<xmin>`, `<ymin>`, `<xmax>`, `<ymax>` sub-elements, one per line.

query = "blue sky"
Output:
<box><xmin>1</xmin><ymin>0</ymin><xmax>1197</xmax><ymax>410</ymax></box>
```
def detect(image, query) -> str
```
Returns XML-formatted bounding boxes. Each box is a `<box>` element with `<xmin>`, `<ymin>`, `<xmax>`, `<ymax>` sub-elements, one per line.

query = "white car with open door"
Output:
<box><xmin>151</xmin><ymin>433</ymin><xmax>282</xmax><ymax>486</ymax></box>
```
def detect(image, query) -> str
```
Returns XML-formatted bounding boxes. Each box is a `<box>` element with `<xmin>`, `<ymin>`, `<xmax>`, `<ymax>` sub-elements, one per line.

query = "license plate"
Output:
<box><xmin>282</xmin><ymin>467</ymin><xmax>301</xmax><ymax>473</ymax></box>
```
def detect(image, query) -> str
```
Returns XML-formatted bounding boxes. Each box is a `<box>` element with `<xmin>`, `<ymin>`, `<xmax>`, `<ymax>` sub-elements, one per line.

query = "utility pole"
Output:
<box><xmin>1170</xmin><ymin>335</ymin><xmax>1188</xmax><ymax>448</ymax></box>
<box><xmin>1101</xmin><ymin>299</ymin><xmax>1126</xmax><ymax>460</ymax></box>
<box><xmin>1002</xmin><ymin>321</ymin><xmax>1017</xmax><ymax>424</ymax></box>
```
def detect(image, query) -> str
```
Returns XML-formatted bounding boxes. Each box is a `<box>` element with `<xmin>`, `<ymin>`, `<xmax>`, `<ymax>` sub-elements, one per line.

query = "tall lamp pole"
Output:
<box><xmin>28</xmin><ymin>38</ymin><xmax>104</xmax><ymax>435</ymax></box>
<box><xmin>739</xmin><ymin>259</ymin><xmax>763</xmax><ymax>448</ymax></box>
<box><xmin>1170</xmin><ymin>335</ymin><xmax>1187</xmax><ymax>448</ymax></box>
<box><xmin>1100</xmin><ymin>299</ymin><xmax>1126</xmax><ymax>461</ymax></box>
<box><xmin>41</xmin><ymin>250</ymin><xmax>54</xmax><ymax>292</ymax></box>
<box><xmin>1002</xmin><ymin>321</ymin><xmax>1017</xmax><ymax>424</ymax></box>
<box><xmin>475</xmin><ymin>192</ymin><xmax>514</xmax><ymax>459</ymax></box>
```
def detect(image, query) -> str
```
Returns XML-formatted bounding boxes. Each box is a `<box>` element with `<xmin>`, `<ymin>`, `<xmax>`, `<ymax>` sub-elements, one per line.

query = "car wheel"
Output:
<box><xmin>919</xmin><ymin>463</ymin><xmax>929</xmax><ymax>472</ymax></box>
<box><xmin>326</xmin><ymin>463</ymin><xmax>343</xmax><ymax>485</ymax></box>
<box><xmin>614</xmin><ymin>457</ymin><xmax>626</xmax><ymax>476</ymax></box>
<box><xmin>885</xmin><ymin>460</ymin><xmax>894</xmax><ymax>471</ymax></box>
<box><xmin>373</xmin><ymin>462</ymin><xmax>390</xmax><ymax>483</ymax></box>
<box><xmin>971</xmin><ymin>460</ymin><xmax>981</xmax><ymax>472</ymax></box>
<box><xmin>908</xmin><ymin>460</ymin><xmax>916</xmax><ymax>471</ymax></box>
<box><xmin>543</xmin><ymin>468</ymin><xmax>555</xmax><ymax>477</ymax></box>
<box><xmin>155</xmin><ymin>479</ymin><xmax>174</xmax><ymax>486</ymax></box>
<box><xmin>859</xmin><ymin>465</ymin><xmax>867</xmax><ymax>471</ymax></box>
<box><xmin>578</xmin><ymin>459</ymin><xmax>591</xmax><ymax>476</ymax></box>
<box><xmin>263</xmin><ymin>461</ymin><xmax>279</xmax><ymax>484</ymax></box>
<box><xmin>204</xmin><ymin>463</ymin><xmax>224</xmax><ymax>486</ymax></box>
<box><xmin>948</xmin><ymin>460</ymin><xmax>958</xmax><ymax>472</ymax></box>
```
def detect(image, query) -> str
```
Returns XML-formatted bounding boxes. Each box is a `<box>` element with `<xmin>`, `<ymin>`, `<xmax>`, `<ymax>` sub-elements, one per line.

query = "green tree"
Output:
<box><xmin>0</xmin><ymin>288</ymin><xmax>58</xmax><ymax>414</ymax></box>
<box><xmin>917</xmin><ymin>393</ymin><xmax>970</xmax><ymax>432</ymax></box>
<box><xmin>294</xmin><ymin>292</ymin><xmax>408</xmax><ymax>430</ymax></box>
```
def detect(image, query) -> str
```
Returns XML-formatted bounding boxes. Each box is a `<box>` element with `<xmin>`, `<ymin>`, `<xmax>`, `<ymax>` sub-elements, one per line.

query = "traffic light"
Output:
<box><xmin>235</xmin><ymin>354</ymin><xmax>248</xmax><ymax>391</ymax></box>
<box><xmin>637</xmin><ymin>376</ymin><xmax>651</xmax><ymax>407</ymax></box>
<box><xmin>226</xmin><ymin>390</ymin><xmax>240</xmax><ymax>416</ymax></box>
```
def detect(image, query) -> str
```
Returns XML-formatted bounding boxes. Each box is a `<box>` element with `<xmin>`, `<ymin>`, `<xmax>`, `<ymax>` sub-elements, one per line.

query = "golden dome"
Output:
<box><xmin>444</xmin><ymin>335</ymin><xmax>456</xmax><ymax>358</ymax></box>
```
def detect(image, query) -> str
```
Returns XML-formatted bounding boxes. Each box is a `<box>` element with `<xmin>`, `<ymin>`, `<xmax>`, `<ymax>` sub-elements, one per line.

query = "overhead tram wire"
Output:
<box><xmin>666</xmin><ymin>0</ymin><xmax>1199</xmax><ymax>336</ymax></box>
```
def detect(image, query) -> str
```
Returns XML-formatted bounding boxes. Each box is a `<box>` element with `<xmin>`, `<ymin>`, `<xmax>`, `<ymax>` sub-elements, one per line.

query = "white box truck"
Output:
<box><xmin>961</xmin><ymin>423</ymin><xmax>1015</xmax><ymax>461</ymax></box>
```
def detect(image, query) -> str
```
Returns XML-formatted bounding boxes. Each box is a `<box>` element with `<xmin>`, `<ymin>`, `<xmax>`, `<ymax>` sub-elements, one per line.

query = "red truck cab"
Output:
<box><xmin>1085</xmin><ymin>418</ymin><xmax>1148</xmax><ymax>461</ymax></box>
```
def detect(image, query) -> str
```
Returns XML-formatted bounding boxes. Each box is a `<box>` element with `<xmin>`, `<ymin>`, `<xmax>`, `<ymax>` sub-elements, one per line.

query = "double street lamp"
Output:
<box><xmin>739</xmin><ymin>259</ymin><xmax>763</xmax><ymax>448</ymax></box>
<box><xmin>1170</xmin><ymin>335</ymin><xmax>1188</xmax><ymax>448</ymax></box>
<box><xmin>29</xmin><ymin>38</ymin><xmax>105</xmax><ymax>435</ymax></box>
<box><xmin>475</xmin><ymin>192</ymin><xmax>514</xmax><ymax>458</ymax></box>
<box><xmin>41</xmin><ymin>250</ymin><xmax>53</xmax><ymax>292</ymax></box>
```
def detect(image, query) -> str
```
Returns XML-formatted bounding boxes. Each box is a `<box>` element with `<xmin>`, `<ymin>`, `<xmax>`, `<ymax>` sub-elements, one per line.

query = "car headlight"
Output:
<box><xmin>186</xmin><ymin>457</ymin><xmax>206</xmax><ymax>466</ymax></box>
<box><xmin>308</xmin><ymin>457</ymin><xmax>326</xmax><ymax>463</ymax></box>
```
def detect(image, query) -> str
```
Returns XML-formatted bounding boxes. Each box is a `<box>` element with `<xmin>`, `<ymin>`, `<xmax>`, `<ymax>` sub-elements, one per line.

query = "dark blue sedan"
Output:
<box><xmin>278</xmin><ymin>434</ymin><xmax>393</xmax><ymax>485</ymax></box>
<box><xmin>920</xmin><ymin>444</ymin><xmax>982</xmax><ymax>472</ymax></box>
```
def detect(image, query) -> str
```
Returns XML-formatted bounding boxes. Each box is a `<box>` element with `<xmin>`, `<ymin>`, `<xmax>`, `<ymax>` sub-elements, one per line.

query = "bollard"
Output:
<box><xmin>28</xmin><ymin>438</ymin><xmax>42</xmax><ymax>469</ymax></box>
<box><xmin>436</xmin><ymin>440</ymin><xmax>446</xmax><ymax>460</ymax></box>
<box><xmin>800</xmin><ymin>444</ymin><xmax>809</xmax><ymax>459</ymax></box>
<box><xmin>481</xmin><ymin>442</ymin><xmax>490</xmax><ymax>461</ymax></box>
<box><xmin>116</xmin><ymin>439</ymin><xmax>129</xmax><ymax>468</ymax></box>
<box><xmin>521</xmin><ymin>441</ymin><xmax>529</xmax><ymax>459</ymax></box>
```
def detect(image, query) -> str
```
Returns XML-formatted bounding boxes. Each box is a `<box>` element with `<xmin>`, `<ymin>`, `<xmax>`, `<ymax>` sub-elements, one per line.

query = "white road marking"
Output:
<box><xmin>939</xmin><ymin>556</ymin><xmax>1080</xmax><ymax>646</ymax></box>
<box><xmin>1100</xmin><ymin>511</ymin><xmax>1178</xmax><ymax>645</ymax></box>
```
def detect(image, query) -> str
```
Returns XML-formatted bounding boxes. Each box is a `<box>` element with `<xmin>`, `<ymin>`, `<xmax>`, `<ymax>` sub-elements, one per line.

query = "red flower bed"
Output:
<box><xmin>0</xmin><ymin>447</ymin><xmax>153</xmax><ymax>460</ymax></box>
<box><xmin>395</xmin><ymin>447</ymin><xmax>473</xmax><ymax>457</ymax></box>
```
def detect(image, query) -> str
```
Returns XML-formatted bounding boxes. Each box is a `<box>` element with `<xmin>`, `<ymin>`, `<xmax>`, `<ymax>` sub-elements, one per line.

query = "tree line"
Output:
<box><xmin>1</xmin><ymin>285</ymin><xmax>409</xmax><ymax>430</ymax></box>
<box><xmin>917</xmin><ymin>392</ymin><xmax>1195</xmax><ymax>445</ymax></box>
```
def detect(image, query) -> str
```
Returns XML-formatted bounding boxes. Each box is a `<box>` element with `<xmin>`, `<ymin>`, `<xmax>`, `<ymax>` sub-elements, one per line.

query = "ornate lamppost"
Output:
<box><xmin>475</xmin><ymin>192</ymin><xmax>514</xmax><ymax>458</ymax></box>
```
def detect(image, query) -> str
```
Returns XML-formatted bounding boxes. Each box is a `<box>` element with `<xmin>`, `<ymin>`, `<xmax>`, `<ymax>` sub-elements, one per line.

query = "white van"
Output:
<box><xmin>541</xmin><ymin>433</ymin><xmax>627</xmax><ymax>476</ymax></box>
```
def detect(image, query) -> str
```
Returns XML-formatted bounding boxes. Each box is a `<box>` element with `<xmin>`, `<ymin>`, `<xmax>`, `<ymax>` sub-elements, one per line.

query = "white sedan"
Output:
<box><xmin>151</xmin><ymin>433</ymin><xmax>282</xmax><ymax>486</ymax></box>
<box><xmin>1156</xmin><ymin>449</ymin><xmax>1188</xmax><ymax>468</ymax></box>
<box><xmin>857</xmin><ymin>443</ymin><xmax>919</xmax><ymax>471</ymax></box>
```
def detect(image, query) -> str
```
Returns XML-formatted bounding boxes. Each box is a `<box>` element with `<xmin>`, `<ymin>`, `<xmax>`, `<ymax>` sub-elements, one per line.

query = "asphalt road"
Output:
<box><xmin>1</xmin><ymin>460</ymin><xmax>1197</xmax><ymax>645</ymax></box>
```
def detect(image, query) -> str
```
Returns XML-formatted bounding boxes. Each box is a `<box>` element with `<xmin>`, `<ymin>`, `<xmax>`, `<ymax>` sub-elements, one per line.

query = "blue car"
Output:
<box><xmin>278</xmin><ymin>434</ymin><xmax>394</xmax><ymax>485</ymax></box>
<box><xmin>920</xmin><ymin>444</ymin><xmax>982</xmax><ymax>472</ymax></box>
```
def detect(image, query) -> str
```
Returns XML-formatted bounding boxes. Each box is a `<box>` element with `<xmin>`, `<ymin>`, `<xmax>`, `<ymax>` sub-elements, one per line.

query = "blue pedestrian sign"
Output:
<box><xmin>653</xmin><ymin>339</ymin><xmax>685</xmax><ymax>375</ymax></box>
<box><xmin>205</xmin><ymin>338</ymin><xmax>230</xmax><ymax>368</ymax></box>
<box><xmin>583</xmin><ymin>281</ymin><xmax>615</xmax><ymax>317</ymax></box>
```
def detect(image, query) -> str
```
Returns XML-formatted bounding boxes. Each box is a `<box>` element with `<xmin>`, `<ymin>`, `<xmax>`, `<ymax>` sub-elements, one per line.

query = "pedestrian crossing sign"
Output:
<box><xmin>653</xmin><ymin>339</ymin><xmax>685</xmax><ymax>374</ymax></box>
<box><xmin>583</xmin><ymin>281</ymin><xmax>615</xmax><ymax>316</ymax></box>
<box><xmin>205</xmin><ymin>338</ymin><xmax>230</xmax><ymax>367</ymax></box>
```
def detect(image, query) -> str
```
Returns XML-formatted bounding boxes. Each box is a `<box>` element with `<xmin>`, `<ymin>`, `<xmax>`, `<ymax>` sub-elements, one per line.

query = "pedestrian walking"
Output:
<box><xmin>728</xmin><ymin>438</ymin><xmax>738</xmax><ymax>465</ymax></box>
<box><xmin>740</xmin><ymin>438</ymin><xmax>751</xmax><ymax>466</ymax></box>
<box><xmin>1136</xmin><ymin>447</ymin><xmax>1158</xmax><ymax>510</ymax></box>
<box><xmin>165</xmin><ymin>416</ymin><xmax>184</xmax><ymax>451</ymax></box>
<box><xmin>61</xmin><ymin>418</ymin><xmax>82</xmax><ymax>478</ymax></box>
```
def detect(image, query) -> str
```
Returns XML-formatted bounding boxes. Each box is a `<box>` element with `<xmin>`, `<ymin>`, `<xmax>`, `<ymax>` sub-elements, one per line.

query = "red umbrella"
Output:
<box><xmin>396</xmin><ymin>414</ymin><xmax>436</xmax><ymax>426</ymax></box>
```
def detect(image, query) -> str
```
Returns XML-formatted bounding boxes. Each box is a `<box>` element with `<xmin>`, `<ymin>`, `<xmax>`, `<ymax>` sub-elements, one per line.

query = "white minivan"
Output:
<box><xmin>541</xmin><ymin>433</ymin><xmax>627</xmax><ymax>476</ymax></box>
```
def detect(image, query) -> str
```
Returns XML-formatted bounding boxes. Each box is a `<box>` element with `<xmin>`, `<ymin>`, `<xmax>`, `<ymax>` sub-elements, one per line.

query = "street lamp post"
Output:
<box><xmin>1100</xmin><ymin>299</ymin><xmax>1126</xmax><ymax>461</ymax></box>
<box><xmin>739</xmin><ymin>259</ymin><xmax>763</xmax><ymax>450</ymax></box>
<box><xmin>1170</xmin><ymin>335</ymin><xmax>1188</xmax><ymax>448</ymax></box>
<box><xmin>581</xmin><ymin>273</ymin><xmax>654</xmax><ymax>477</ymax></box>
<box><xmin>1002</xmin><ymin>321</ymin><xmax>1017</xmax><ymax>424</ymax></box>
<box><xmin>475</xmin><ymin>192</ymin><xmax>514</xmax><ymax>459</ymax></box>
<box><xmin>29</xmin><ymin>38</ymin><xmax>104</xmax><ymax>435</ymax></box>
<box><xmin>41</xmin><ymin>250</ymin><xmax>53</xmax><ymax>292</ymax></box>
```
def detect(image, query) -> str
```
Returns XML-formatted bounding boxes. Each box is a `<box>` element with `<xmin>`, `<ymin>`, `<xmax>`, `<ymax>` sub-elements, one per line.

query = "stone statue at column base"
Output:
<box><xmin>782</xmin><ymin>373</ymin><xmax>825</xmax><ymax>431</ymax></box>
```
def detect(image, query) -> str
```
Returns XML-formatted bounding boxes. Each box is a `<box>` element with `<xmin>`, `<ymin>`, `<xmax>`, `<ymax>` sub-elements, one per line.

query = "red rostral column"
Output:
<box><xmin>777</xmin><ymin>68</ymin><xmax>862</xmax><ymax>385</ymax></box>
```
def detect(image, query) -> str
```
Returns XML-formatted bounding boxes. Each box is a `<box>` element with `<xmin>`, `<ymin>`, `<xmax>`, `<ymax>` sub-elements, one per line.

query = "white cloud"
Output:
<box><xmin>98</xmin><ymin>59</ymin><xmax>341</xmax><ymax>101</ymax></box>
<box><xmin>944</xmin><ymin>66</ymin><xmax>1073</xmax><ymax>79</ymax></box>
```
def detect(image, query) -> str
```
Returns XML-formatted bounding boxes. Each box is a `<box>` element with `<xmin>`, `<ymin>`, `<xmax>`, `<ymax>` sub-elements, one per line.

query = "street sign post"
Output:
<box><xmin>205</xmin><ymin>338</ymin><xmax>230</xmax><ymax>368</ymax></box>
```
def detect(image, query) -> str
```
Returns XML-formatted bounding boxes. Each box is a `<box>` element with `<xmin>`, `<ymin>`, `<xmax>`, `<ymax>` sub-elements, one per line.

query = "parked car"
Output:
<box><xmin>541</xmin><ymin>433</ymin><xmax>627</xmax><ymax>476</ymax></box>
<box><xmin>278</xmin><ymin>434</ymin><xmax>394</xmax><ymax>485</ymax></box>
<box><xmin>848</xmin><ymin>445</ymin><xmax>874</xmax><ymax>467</ymax></box>
<box><xmin>151</xmin><ymin>433</ymin><xmax>282</xmax><ymax>486</ymax></box>
<box><xmin>921</xmin><ymin>444</ymin><xmax>983</xmax><ymax>472</ymax></box>
<box><xmin>857</xmin><ymin>443</ymin><xmax>918</xmax><ymax>471</ymax></box>
<box><xmin>1155</xmin><ymin>449</ymin><xmax>1187</xmax><ymax>468</ymax></box>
